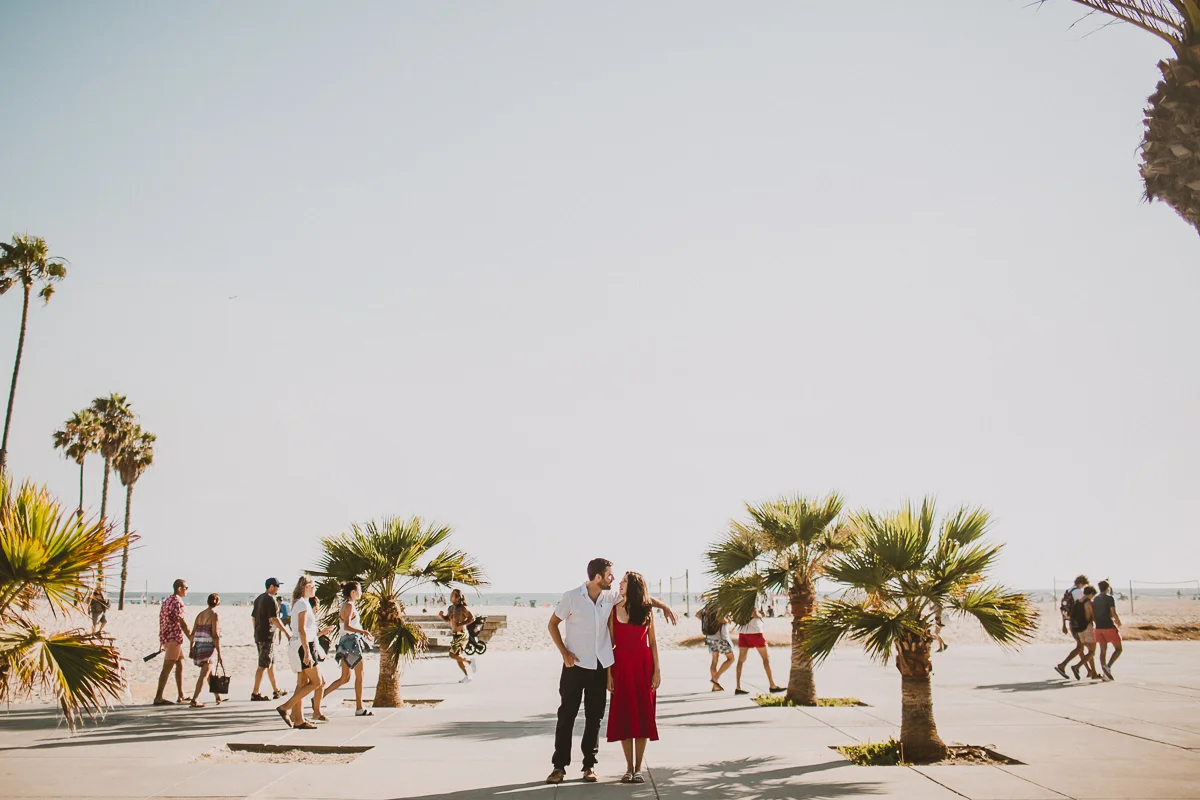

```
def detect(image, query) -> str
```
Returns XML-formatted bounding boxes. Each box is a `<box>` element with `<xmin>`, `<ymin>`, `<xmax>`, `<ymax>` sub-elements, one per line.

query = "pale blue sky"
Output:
<box><xmin>1</xmin><ymin>1</ymin><xmax>1197</xmax><ymax>595</ymax></box>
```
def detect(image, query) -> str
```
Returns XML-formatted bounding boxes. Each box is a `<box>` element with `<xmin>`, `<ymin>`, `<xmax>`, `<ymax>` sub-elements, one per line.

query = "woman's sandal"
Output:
<box><xmin>273</xmin><ymin>689</ymin><xmax>288</xmax><ymax>699</ymax></box>
<box><xmin>310</xmin><ymin>712</ymin><xmax>329</xmax><ymax>722</ymax></box>
<box><xmin>620</xmin><ymin>772</ymin><xmax>634</xmax><ymax>784</ymax></box>
<box><xmin>275</xmin><ymin>707</ymin><xmax>293</xmax><ymax>728</ymax></box>
<box><xmin>355</xmin><ymin>708</ymin><xmax>374</xmax><ymax>716</ymax></box>
<box><xmin>632</xmin><ymin>773</ymin><xmax>645</xmax><ymax>783</ymax></box>
<box><xmin>711</xmin><ymin>680</ymin><xmax>724</xmax><ymax>692</ymax></box>
<box><xmin>189</xmin><ymin>701</ymin><xmax>205</xmax><ymax>708</ymax></box>
<box><xmin>294</xmin><ymin>721</ymin><xmax>318</xmax><ymax>730</ymax></box>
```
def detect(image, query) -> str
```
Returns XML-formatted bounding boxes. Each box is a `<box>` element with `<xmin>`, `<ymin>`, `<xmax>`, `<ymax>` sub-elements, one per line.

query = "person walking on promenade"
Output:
<box><xmin>440</xmin><ymin>588</ymin><xmax>477</xmax><ymax>683</ymax></box>
<box><xmin>89</xmin><ymin>583</ymin><xmax>110</xmax><ymax>634</ymax></box>
<box><xmin>153</xmin><ymin>579</ymin><xmax>192</xmax><ymax>706</ymax></box>
<box><xmin>251</xmin><ymin>577</ymin><xmax>291</xmax><ymax>701</ymax></box>
<box><xmin>1093</xmin><ymin>580</ymin><xmax>1123</xmax><ymax>680</ymax></box>
<box><xmin>1055</xmin><ymin>574</ymin><xmax>1089</xmax><ymax>679</ymax></box>
<box><xmin>188</xmin><ymin>593</ymin><xmax>224</xmax><ymax>707</ymax></box>
<box><xmin>545</xmin><ymin>558</ymin><xmax>678</xmax><ymax>785</ymax></box>
<box><xmin>606</xmin><ymin>572</ymin><xmax>660</xmax><ymax>784</ymax></box>
<box><xmin>698</xmin><ymin>601</ymin><xmax>733</xmax><ymax>691</ymax></box>
<box><xmin>733</xmin><ymin>606</ymin><xmax>784</xmax><ymax>695</ymax></box>
<box><xmin>276</xmin><ymin>576</ymin><xmax>324</xmax><ymax>729</ymax></box>
<box><xmin>933</xmin><ymin>602</ymin><xmax>947</xmax><ymax>652</ymax></box>
<box><xmin>324</xmin><ymin>581</ymin><xmax>375</xmax><ymax>716</ymax></box>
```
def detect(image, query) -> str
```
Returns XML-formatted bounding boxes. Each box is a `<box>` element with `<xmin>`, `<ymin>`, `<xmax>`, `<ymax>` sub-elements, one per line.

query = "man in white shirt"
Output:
<box><xmin>545</xmin><ymin>557</ymin><xmax>678</xmax><ymax>784</ymax></box>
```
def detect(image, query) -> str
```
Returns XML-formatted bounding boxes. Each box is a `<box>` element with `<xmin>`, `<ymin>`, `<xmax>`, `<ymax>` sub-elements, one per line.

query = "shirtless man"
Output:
<box><xmin>440</xmin><ymin>589</ymin><xmax>477</xmax><ymax>683</ymax></box>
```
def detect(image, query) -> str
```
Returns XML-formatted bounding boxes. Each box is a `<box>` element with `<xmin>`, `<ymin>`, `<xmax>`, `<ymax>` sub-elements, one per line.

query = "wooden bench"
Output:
<box><xmin>406</xmin><ymin>614</ymin><xmax>508</xmax><ymax>653</ymax></box>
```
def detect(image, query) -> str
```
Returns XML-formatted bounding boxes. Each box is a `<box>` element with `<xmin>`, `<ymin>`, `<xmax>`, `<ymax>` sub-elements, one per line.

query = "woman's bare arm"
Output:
<box><xmin>649</xmin><ymin>613</ymin><xmax>661</xmax><ymax>691</ymax></box>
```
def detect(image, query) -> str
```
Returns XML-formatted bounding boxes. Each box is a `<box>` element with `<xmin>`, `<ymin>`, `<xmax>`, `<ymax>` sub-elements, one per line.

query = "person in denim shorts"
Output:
<box><xmin>705</xmin><ymin>613</ymin><xmax>734</xmax><ymax>692</ymax></box>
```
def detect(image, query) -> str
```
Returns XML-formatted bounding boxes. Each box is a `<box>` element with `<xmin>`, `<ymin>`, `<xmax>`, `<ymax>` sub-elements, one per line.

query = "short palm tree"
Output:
<box><xmin>801</xmin><ymin>500</ymin><xmax>1037</xmax><ymax>762</ymax></box>
<box><xmin>706</xmin><ymin>493</ymin><xmax>853</xmax><ymax>705</ymax></box>
<box><xmin>0</xmin><ymin>235</ymin><xmax>68</xmax><ymax>475</ymax></box>
<box><xmin>52</xmin><ymin>409</ymin><xmax>102</xmax><ymax>517</ymax></box>
<box><xmin>0</xmin><ymin>475</ymin><xmax>131</xmax><ymax>727</ymax></box>
<box><xmin>311</xmin><ymin>516</ymin><xmax>486</xmax><ymax>707</ymax></box>
<box><xmin>113</xmin><ymin>426</ymin><xmax>155</xmax><ymax>610</ymax></box>
<box><xmin>1044</xmin><ymin>2</ymin><xmax>1200</xmax><ymax>235</ymax></box>
<box><xmin>89</xmin><ymin>394</ymin><xmax>134</xmax><ymax>567</ymax></box>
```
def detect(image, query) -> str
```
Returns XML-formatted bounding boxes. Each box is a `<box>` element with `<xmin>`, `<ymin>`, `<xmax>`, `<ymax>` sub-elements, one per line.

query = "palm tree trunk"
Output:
<box><xmin>0</xmin><ymin>285</ymin><xmax>32</xmax><ymax>476</ymax></box>
<box><xmin>77</xmin><ymin>458</ymin><xmax>85</xmax><ymax>518</ymax></box>
<box><xmin>786</xmin><ymin>579</ymin><xmax>817</xmax><ymax>706</ymax></box>
<box><xmin>896</xmin><ymin>636</ymin><xmax>945</xmax><ymax>763</ymax></box>
<box><xmin>118</xmin><ymin>483</ymin><xmax>132</xmax><ymax>610</ymax></box>
<box><xmin>374</xmin><ymin>642</ymin><xmax>402</xmax><ymax>707</ymax></box>
<box><xmin>98</xmin><ymin>458</ymin><xmax>111</xmax><ymax>581</ymax></box>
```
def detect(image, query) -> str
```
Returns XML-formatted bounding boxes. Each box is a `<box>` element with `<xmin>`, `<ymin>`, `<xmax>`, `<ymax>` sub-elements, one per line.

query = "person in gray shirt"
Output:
<box><xmin>1092</xmin><ymin>580</ymin><xmax>1123</xmax><ymax>681</ymax></box>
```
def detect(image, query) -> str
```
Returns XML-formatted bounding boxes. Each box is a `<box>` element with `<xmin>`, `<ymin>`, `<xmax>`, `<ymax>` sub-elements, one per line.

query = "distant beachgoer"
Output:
<box><xmin>278</xmin><ymin>595</ymin><xmax>292</xmax><ymax>644</ymax></box>
<box><xmin>734</xmin><ymin>607</ymin><xmax>783</xmax><ymax>695</ymax></box>
<box><xmin>545</xmin><ymin>558</ymin><xmax>678</xmax><ymax>785</ymax></box>
<box><xmin>89</xmin><ymin>584</ymin><xmax>110</xmax><ymax>633</ymax></box>
<box><xmin>153</xmin><ymin>579</ymin><xmax>192</xmax><ymax>706</ymax></box>
<box><xmin>698</xmin><ymin>601</ymin><xmax>734</xmax><ymax>692</ymax></box>
<box><xmin>276</xmin><ymin>576</ymin><xmax>325</xmax><ymax>729</ymax></box>
<box><xmin>1055</xmin><ymin>574</ymin><xmax>1089</xmax><ymax>679</ymax></box>
<box><xmin>1093</xmin><ymin>580</ymin><xmax>1123</xmax><ymax>680</ymax></box>
<box><xmin>324</xmin><ymin>581</ymin><xmax>375</xmax><ymax>715</ymax></box>
<box><xmin>250</xmin><ymin>578</ymin><xmax>291</xmax><ymax>701</ymax></box>
<box><xmin>188</xmin><ymin>594</ymin><xmax>224</xmax><ymax>707</ymax></box>
<box><xmin>606</xmin><ymin>572</ymin><xmax>660</xmax><ymax>784</ymax></box>
<box><xmin>440</xmin><ymin>589</ymin><xmax>477</xmax><ymax>683</ymax></box>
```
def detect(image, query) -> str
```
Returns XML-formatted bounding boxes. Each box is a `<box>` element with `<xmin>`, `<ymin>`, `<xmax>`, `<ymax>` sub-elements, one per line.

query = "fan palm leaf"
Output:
<box><xmin>0</xmin><ymin>618</ymin><xmax>123</xmax><ymax>725</ymax></box>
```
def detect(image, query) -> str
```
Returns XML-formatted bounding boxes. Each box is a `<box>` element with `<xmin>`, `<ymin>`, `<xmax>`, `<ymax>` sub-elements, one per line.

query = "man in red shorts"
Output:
<box><xmin>1092</xmin><ymin>580</ymin><xmax>1123</xmax><ymax>681</ymax></box>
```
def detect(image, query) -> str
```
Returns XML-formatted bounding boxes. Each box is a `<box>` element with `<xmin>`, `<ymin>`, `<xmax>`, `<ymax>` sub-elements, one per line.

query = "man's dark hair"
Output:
<box><xmin>1098</xmin><ymin>580</ymin><xmax>1111</xmax><ymax>593</ymax></box>
<box><xmin>587</xmin><ymin>558</ymin><xmax>613</xmax><ymax>581</ymax></box>
<box><xmin>1074</xmin><ymin>574</ymin><xmax>1089</xmax><ymax>586</ymax></box>
<box><xmin>172</xmin><ymin>578</ymin><xmax>186</xmax><ymax>593</ymax></box>
<box><xmin>1083</xmin><ymin>585</ymin><xmax>1097</xmax><ymax>597</ymax></box>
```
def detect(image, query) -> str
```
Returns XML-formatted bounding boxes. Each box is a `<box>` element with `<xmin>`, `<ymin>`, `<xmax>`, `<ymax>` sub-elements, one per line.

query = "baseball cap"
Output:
<box><xmin>265</xmin><ymin>577</ymin><xmax>281</xmax><ymax>588</ymax></box>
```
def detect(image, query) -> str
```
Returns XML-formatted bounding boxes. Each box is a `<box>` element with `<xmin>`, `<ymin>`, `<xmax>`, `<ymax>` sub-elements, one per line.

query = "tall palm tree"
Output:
<box><xmin>706</xmin><ymin>493</ymin><xmax>852</xmax><ymax>705</ymax></box>
<box><xmin>801</xmin><ymin>499</ymin><xmax>1037</xmax><ymax>763</ymax></box>
<box><xmin>1041</xmin><ymin>2</ymin><xmax>1200</xmax><ymax>235</ymax></box>
<box><xmin>89</xmin><ymin>394</ymin><xmax>134</xmax><ymax>576</ymax></box>
<box><xmin>0</xmin><ymin>475</ymin><xmax>131</xmax><ymax>727</ymax></box>
<box><xmin>113</xmin><ymin>426</ymin><xmax>154</xmax><ymax>611</ymax></box>
<box><xmin>311</xmin><ymin>516</ymin><xmax>486</xmax><ymax>707</ymax></box>
<box><xmin>51</xmin><ymin>409</ymin><xmax>101</xmax><ymax>517</ymax></box>
<box><xmin>0</xmin><ymin>235</ymin><xmax>68</xmax><ymax>475</ymax></box>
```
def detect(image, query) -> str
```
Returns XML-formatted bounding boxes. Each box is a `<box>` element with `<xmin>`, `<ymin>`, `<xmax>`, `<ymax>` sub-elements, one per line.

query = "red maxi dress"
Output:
<box><xmin>606</xmin><ymin>616</ymin><xmax>659</xmax><ymax>742</ymax></box>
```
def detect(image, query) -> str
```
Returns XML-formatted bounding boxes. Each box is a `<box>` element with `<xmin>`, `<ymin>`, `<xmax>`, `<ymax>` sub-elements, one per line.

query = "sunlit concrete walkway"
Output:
<box><xmin>1</xmin><ymin>643</ymin><xmax>1198</xmax><ymax>799</ymax></box>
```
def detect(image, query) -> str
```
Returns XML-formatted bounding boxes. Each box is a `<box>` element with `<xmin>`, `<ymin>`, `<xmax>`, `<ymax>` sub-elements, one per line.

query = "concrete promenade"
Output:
<box><xmin>1</xmin><ymin>643</ymin><xmax>1198</xmax><ymax>799</ymax></box>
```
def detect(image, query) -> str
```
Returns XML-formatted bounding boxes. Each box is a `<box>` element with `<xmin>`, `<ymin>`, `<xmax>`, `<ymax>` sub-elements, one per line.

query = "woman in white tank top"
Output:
<box><xmin>324</xmin><ymin>581</ymin><xmax>375</xmax><ymax>716</ymax></box>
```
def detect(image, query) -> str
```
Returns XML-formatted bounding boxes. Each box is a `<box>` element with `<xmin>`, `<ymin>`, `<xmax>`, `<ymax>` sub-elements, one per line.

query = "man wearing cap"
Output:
<box><xmin>251</xmin><ymin>578</ymin><xmax>291</xmax><ymax>701</ymax></box>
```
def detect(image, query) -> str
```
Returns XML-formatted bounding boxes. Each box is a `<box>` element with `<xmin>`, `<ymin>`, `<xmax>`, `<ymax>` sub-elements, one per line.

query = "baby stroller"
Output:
<box><xmin>464</xmin><ymin>616</ymin><xmax>488</xmax><ymax>655</ymax></box>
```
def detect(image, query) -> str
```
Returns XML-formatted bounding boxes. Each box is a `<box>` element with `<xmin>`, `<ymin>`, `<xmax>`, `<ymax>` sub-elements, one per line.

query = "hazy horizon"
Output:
<box><xmin>2</xmin><ymin>1</ymin><xmax>1198</xmax><ymax>596</ymax></box>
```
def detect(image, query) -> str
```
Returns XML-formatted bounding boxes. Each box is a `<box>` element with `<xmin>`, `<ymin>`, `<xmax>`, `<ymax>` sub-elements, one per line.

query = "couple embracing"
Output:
<box><xmin>546</xmin><ymin>557</ymin><xmax>678</xmax><ymax>785</ymax></box>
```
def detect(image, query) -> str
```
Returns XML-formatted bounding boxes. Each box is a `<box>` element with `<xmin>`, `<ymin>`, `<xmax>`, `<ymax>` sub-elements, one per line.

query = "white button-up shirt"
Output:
<box><xmin>554</xmin><ymin>584</ymin><xmax>620</xmax><ymax>670</ymax></box>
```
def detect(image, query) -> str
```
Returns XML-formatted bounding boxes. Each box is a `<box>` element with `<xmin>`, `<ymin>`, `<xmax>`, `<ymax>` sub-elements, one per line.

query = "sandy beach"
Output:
<box><xmin>18</xmin><ymin>594</ymin><xmax>1197</xmax><ymax>707</ymax></box>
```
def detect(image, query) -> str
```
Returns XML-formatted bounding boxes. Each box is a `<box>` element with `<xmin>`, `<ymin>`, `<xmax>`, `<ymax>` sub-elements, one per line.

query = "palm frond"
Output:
<box><xmin>0</xmin><ymin>617</ymin><xmax>123</xmax><ymax>727</ymax></box>
<box><xmin>947</xmin><ymin>585</ymin><xmax>1039</xmax><ymax>647</ymax></box>
<box><xmin>376</xmin><ymin>613</ymin><xmax>426</xmax><ymax>660</ymax></box>
<box><xmin>801</xmin><ymin>599</ymin><xmax>921</xmax><ymax>664</ymax></box>
<box><xmin>1049</xmin><ymin>1</ymin><xmax>1189</xmax><ymax>47</ymax></box>
<box><xmin>710</xmin><ymin>573</ymin><xmax>764</xmax><ymax>626</ymax></box>
<box><xmin>704</xmin><ymin>522</ymin><xmax>763</xmax><ymax>578</ymax></box>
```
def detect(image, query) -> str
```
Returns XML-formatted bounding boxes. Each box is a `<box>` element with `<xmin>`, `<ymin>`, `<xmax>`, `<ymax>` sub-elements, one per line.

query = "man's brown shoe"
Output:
<box><xmin>582</xmin><ymin>768</ymin><xmax>598</xmax><ymax>783</ymax></box>
<box><xmin>546</xmin><ymin>769</ymin><xmax>566</xmax><ymax>784</ymax></box>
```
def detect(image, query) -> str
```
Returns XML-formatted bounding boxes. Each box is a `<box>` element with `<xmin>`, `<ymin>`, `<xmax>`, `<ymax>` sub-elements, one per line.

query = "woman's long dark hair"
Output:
<box><xmin>624</xmin><ymin>572</ymin><xmax>651</xmax><ymax>626</ymax></box>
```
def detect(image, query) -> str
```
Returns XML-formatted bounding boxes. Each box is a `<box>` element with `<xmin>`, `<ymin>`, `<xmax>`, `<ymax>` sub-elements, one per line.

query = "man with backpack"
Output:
<box><xmin>1054</xmin><ymin>574</ymin><xmax>1089</xmax><ymax>679</ymax></box>
<box><xmin>698</xmin><ymin>602</ymin><xmax>734</xmax><ymax>691</ymax></box>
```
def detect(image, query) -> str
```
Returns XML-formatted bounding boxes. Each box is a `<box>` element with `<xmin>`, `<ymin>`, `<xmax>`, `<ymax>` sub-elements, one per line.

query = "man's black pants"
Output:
<box><xmin>552</xmin><ymin>665</ymin><xmax>608</xmax><ymax>771</ymax></box>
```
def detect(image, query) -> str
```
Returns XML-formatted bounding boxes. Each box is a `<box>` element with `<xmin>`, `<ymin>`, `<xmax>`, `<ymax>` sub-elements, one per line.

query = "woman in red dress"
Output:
<box><xmin>606</xmin><ymin>571</ymin><xmax>661</xmax><ymax>784</ymax></box>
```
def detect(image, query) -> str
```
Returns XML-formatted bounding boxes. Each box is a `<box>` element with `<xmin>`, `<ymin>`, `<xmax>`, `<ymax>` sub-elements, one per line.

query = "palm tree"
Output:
<box><xmin>311</xmin><ymin>516</ymin><xmax>486</xmax><ymax>707</ymax></box>
<box><xmin>705</xmin><ymin>493</ymin><xmax>852</xmax><ymax>705</ymax></box>
<box><xmin>1040</xmin><ymin>3</ymin><xmax>1200</xmax><ymax>235</ymax></box>
<box><xmin>0</xmin><ymin>235</ymin><xmax>68</xmax><ymax>475</ymax></box>
<box><xmin>52</xmin><ymin>410</ymin><xmax>101</xmax><ymax>517</ymax></box>
<box><xmin>0</xmin><ymin>475</ymin><xmax>131</xmax><ymax>727</ymax></box>
<box><xmin>113</xmin><ymin>426</ymin><xmax>154</xmax><ymax>611</ymax></box>
<box><xmin>800</xmin><ymin>499</ymin><xmax>1037</xmax><ymax>763</ymax></box>
<box><xmin>89</xmin><ymin>394</ymin><xmax>134</xmax><ymax>573</ymax></box>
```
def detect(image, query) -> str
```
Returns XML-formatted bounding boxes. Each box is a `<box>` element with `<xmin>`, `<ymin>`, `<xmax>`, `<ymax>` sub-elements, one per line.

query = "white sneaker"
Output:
<box><xmin>469</xmin><ymin>658</ymin><xmax>477</xmax><ymax>675</ymax></box>
<box><xmin>459</xmin><ymin>675</ymin><xmax>472</xmax><ymax>684</ymax></box>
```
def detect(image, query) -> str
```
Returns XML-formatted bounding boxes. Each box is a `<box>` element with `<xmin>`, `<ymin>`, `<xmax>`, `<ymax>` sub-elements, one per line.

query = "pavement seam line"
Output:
<box><xmin>908</xmin><ymin>766</ymin><xmax>970</xmax><ymax>799</ymax></box>
<box><xmin>647</xmin><ymin>760</ymin><xmax>661</xmax><ymax>800</ymax></box>
<box><xmin>995</xmin><ymin>764</ymin><xmax>1075</xmax><ymax>800</ymax></box>
<box><xmin>245</xmin><ymin>765</ymin><xmax>300</xmax><ymax>800</ymax></box>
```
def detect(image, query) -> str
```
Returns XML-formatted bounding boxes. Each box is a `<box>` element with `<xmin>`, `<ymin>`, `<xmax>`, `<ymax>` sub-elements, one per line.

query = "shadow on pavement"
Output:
<box><xmin>0</xmin><ymin>704</ymin><xmax>283</xmax><ymax>750</ymax></box>
<box><xmin>973</xmin><ymin>680</ymin><xmax>1088</xmax><ymax>693</ymax></box>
